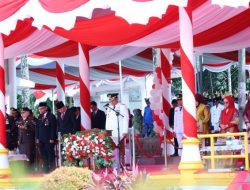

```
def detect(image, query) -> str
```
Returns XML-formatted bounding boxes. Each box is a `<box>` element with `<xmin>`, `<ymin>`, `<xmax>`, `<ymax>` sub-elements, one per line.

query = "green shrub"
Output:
<box><xmin>39</xmin><ymin>167</ymin><xmax>92</xmax><ymax>190</ymax></box>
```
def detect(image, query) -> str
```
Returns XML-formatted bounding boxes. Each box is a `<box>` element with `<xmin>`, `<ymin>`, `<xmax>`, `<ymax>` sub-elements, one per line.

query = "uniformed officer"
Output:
<box><xmin>18</xmin><ymin>107</ymin><xmax>36</xmax><ymax>167</ymax></box>
<box><xmin>173</xmin><ymin>94</ymin><xmax>184</xmax><ymax>156</ymax></box>
<box><xmin>105</xmin><ymin>93</ymin><xmax>129</xmax><ymax>169</ymax></box>
<box><xmin>36</xmin><ymin>102</ymin><xmax>57</xmax><ymax>173</ymax></box>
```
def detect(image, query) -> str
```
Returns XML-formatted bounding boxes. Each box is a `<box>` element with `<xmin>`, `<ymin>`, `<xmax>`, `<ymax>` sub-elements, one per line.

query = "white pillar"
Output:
<box><xmin>238</xmin><ymin>48</ymin><xmax>246</xmax><ymax>130</ymax></box>
<box><xmin>228</xmin><ymin>67</ymin><xmax>232</xmax><ymax>94</ymax></box>
<box><xmin>119</xmin><ymin>60</ymin><xmax>124</xmax><ymax>102</ymax></box>
<box><xmin>8</xmin><ymin>58</ymin><xmax>17</xmax><ymax>108</ymax></box>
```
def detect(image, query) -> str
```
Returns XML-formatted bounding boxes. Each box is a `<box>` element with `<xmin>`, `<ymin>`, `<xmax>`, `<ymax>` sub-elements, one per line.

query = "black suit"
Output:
<box><xmin>6</xmin><ymin>114</ymin><xmax>18</xmax><ymax>150</ymax></box>
<box><xmin>75</xmin><ymin>115</ymin><xmax>81</xmax><ymax>132</ymax></box>
<box><xmin>91</xmin><ymin>109</ymin><xmax>106</xmax><ymax>130</ymax></box>
<box><xmin>57</xmin><ymin>108</ymin><xmax>77</xmax><ymax>135</ymax></box>
<box><xmin>169</xmin><ymin>107</ymin><xmax>175</xmax><ymax>128</ymax></box>
<box><xmin>36</xmin><ymin>111</ymin><xmax>57</xmax><ymax>172</ymax></box>
<box><xmin>169</xmin><ymin>107</ymin><xmax>179</xmax><ymax>156</ymax></box>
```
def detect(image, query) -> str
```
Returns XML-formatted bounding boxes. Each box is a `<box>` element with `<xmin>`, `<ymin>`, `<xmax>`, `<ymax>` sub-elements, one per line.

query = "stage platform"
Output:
<box><xmin>0</xmin><ymin>162</ymin><xmax>249</xmax><ymax>189</ymax></box>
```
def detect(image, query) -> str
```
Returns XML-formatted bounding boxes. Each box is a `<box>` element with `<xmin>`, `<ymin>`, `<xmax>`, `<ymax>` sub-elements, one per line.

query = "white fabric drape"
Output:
<box><xmin>4</xmin><ymin>29</ymin><xmax>67</xmax><ymax>59</ymax></box>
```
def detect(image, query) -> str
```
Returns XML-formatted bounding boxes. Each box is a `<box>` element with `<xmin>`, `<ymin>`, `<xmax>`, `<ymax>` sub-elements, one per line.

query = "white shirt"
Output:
<box><xmin>173</xmin><ymin>106</ymin><xmax>184</xmax><ymax>134</ymax></box>
<box><xmin>105</xmin><ymin>102</ymin><xmax>129</xmax><ymax>145</ymax></box>
<box><xmin>210</xmin><ymin>103</ymin><xmax>224</xmax><ymax>131</ymax></box>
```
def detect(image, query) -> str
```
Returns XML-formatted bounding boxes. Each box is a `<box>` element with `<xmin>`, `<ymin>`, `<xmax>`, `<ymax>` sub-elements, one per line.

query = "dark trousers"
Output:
<box><xmin>174</xmin><ymin>137</ymin><xmax>179</xmax><ymax>156</ymax></box>
<box><xmin>19</xmin><ymin>142</ymin><xmax>35</xmax><ymax>165</ymax></box>
<box><xmin>143</xmin><ymin>124</ymin><xmax>153</xmax><ymax>137</ymax></box>
<box><xmin>39</xmin><ymin>142</ymin><xmax>55</xmax><ymax>173</ymax></box>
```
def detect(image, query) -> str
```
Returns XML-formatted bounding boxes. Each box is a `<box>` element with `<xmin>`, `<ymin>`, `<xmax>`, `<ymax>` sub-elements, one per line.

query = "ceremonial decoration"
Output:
<box><xmin>150</xmin><ymin>66</ymin><xmax>174</xmax><ymax>156</ymax></box>
<box><xmin>62</xmin><ymin>130</ymin><xmax>113</xmax><ymax>169</ymax></box>
<box><xmin>150</xmin><ymin>67</ymin><xmax>174</xmax><ymax>140</ymax></box>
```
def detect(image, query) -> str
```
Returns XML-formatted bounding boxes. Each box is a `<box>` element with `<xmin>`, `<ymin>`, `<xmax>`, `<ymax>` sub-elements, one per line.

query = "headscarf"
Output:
<box><xmin>220</xmin><ymin>96</ymin><xmax>237</xmax><ymax>125</ymax></box>
<box><xmin>195</xmin><ymin>93</ymin><xmax>206</xmax><ymax>105</ymax></box>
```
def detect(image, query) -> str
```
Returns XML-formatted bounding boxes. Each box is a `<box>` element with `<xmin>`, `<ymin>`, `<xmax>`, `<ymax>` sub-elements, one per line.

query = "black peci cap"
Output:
<box><xmin>56</xmin><ymin>101</ymin><xmax>64</xmax><ymax>109</ymax></box>
<box><xmin>38</xmin><ymin>102</ymin><xmax>47</xmax><ymax>107</ymax></box>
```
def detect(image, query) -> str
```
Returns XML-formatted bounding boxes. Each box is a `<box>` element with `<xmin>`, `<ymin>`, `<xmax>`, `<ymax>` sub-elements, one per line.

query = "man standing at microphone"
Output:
<box><xmin>105</xmin><ymin>93</ymin><xmax>129</xmax><ymax>170</ymax></box>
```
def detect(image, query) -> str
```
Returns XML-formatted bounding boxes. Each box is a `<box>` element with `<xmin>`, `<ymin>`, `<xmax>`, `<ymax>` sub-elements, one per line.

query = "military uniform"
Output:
<box><xmin>18</xmin><ymin>117</ymin><xmax>36</xmax><ymax>165</ymax></box>
<box><xmin>104</xmin><ymin>93</ymin><xmax>129</xmax><ymax>169</ymax></box>
<box><xmin>106</xmin><ymin>102</ymin><xmax>129</xmax><ymax>145</ymax></box>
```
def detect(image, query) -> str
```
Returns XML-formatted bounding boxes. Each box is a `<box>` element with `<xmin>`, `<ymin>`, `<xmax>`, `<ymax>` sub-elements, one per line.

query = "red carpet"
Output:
<box><xmin>227</xmin><ymin>171</ymin><xmax>250</xmax><ymax>190</ymax></box>
<box><xmin>138</xmin><ymin>164</ymin><xmax>180</xmax><ymax>175</ymax></box>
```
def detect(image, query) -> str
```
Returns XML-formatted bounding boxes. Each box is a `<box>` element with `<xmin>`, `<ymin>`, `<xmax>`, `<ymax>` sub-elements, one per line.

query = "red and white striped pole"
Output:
<box><xmin>161</xmin><ymin>49</ymin><xmax>173</xmax><ymax>131</ymax></box>
<box><xmin>78</xmin><ymin>43</ymin><xmax>91</xmax><ymax>131</ymax></box>
<box><xmin>178</xmin><ymin>3</ymin><xmax>203</xmax><ymax>172</ymax></box>
<box><xmin>56</xmin><ymin>61</ymin><xmax>65</xmax><ymax>103</ymax></box>
<box><xmin>0</xmin><ymin>34</ymin><xmax>6</xmax><ymax>147</ymax></box>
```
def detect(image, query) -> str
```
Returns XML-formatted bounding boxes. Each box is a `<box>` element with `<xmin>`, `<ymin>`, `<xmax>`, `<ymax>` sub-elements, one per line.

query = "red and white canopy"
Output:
<box><xmin>1</xmin><ymin>0</ymin><xmax>249</xmax><ymax>60</ymax></box>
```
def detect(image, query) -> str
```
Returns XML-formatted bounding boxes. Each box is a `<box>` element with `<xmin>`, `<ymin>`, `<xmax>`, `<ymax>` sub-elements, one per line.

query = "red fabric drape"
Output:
<box><xmin>51</xmin><ymin>5</ymin><xmax>182</xmax><ymax>46</ymax></box>
<box><xmin>3</xmin><ymin>18</ymin><xmax>36</xmax><ymax>47</ymax></box>
<box><xmin>203</xmin><ymin>62</ymin><xmax>231</xmax><ymax>67</ymax></box>
<box><xmin>159</xmin><ymin>9</ymin><xmax>250</xmax><ymax>48</ymax></box>
<box><xmin>33</xmin><ymin>83</ymin><xmax>56</xmax><ymax>90</ymax></box>
<box><xmin>35</xmin><ymin>41</ymin><xmax>78</xmax><ymax>57</ymax></box>
<box><xmin>39</xmin><ymin>0</ymin><xmax>89</xmax><ymax>13</ymax></box>
<box><xmin>35</xmin><ymin>41</ymin><xmax>95</xmax><ymax>57</ymax></box>
<box><xmin>214</xmin><ymin>51</ymin><xmax>250</xmax><ymax>63</ymax></box>
<box><xmin>30</xmin><ymin>68</ymin><xmax>79</xmax><ymax>81</ymax></box>
<box><xmin>94</xmin><ymin>63</ymin><xmax>151</xmax><ymax>76</ymax></box>
<box><xmin>0</xmin><ymin>0</ymin><xmax>28</xmax><ymax>21</ymax></box>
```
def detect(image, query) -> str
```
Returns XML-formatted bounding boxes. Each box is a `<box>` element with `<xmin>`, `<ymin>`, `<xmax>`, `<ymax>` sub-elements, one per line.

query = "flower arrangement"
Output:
<box><xmin>62</xmin><ymin>129</ymin><xmax>114</xmax><ymax>169</ymax></box>
<box><xmin>39</xmin><ymin>167</ymin><xmax>92</xmax><ymax>190</ymax></box>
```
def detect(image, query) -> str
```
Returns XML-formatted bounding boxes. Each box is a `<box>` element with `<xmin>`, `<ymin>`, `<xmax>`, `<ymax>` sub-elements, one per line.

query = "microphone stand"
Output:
<box><xmin>105</xmin><ymin>104</ymin><xmax>124</xmax><ymax>173</ymax></box>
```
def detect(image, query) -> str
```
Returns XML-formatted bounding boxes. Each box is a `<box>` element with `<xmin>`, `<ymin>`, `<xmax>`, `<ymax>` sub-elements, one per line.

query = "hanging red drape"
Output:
<box><xmin>159</xmin><ymin>9</ymin><xmax>250</xmax><ymax>49</ymax></box>
<box><xmin>35</xmin><ymin>41</ymin><xmax>95</xmax><ymax>57</ymax></box>
<box><xmin>3</xmin><ymin>18</ymin><xmax>36</xmax><ymax>47</ymax></box>
<box><xmin>39</xmin><ymin>0</ymin><xmax>89</xmax><ymax>13</ymax></box>
<box><xmin>51</xmin><ymin>6</ymin><xmax>180</xmax><ymax>46</ymax></box>
<box><xmin>0</xmin><ymin>0</ymin><xmax>28</xmax><ymax>21</ymax></box>
<box><xmin>214</xmin><ymin>51</ymin><xmax>250</xmax><ymax>63</ymax></box>
<box><xmin>33</xmin><ymin>84</ymin><xmax>56</xmax><ymax>90</ymax></box>
<box><xmin>94</xmin><ymin>63</ymin><xmax>151</xmax><ymax>76</ymax></box>
<box><xmin>35</xmin><ymin>41</ymin><xmax>78</xmax><ymax>57</ymax></box>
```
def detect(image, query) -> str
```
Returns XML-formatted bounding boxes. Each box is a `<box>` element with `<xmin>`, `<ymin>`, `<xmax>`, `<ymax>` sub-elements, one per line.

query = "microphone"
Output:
<box><xmin>103</xmin><ymin>103</ymin><xmax>109</xmax><ymax>107</ymax></box>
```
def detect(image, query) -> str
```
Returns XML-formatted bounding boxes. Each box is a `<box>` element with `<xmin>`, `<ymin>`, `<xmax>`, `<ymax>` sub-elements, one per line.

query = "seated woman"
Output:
<box><xmin>219</xmin><ymin>96</ymin><xmax>239</xmax><ymax>133</ymax></box>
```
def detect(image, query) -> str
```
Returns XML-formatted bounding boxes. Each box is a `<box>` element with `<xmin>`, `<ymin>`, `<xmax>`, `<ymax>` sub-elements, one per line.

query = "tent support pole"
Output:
<box><xmin>238</xmin><ymin>48</ymin><xmax>246</xmax><ymax>131</ymax></box>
